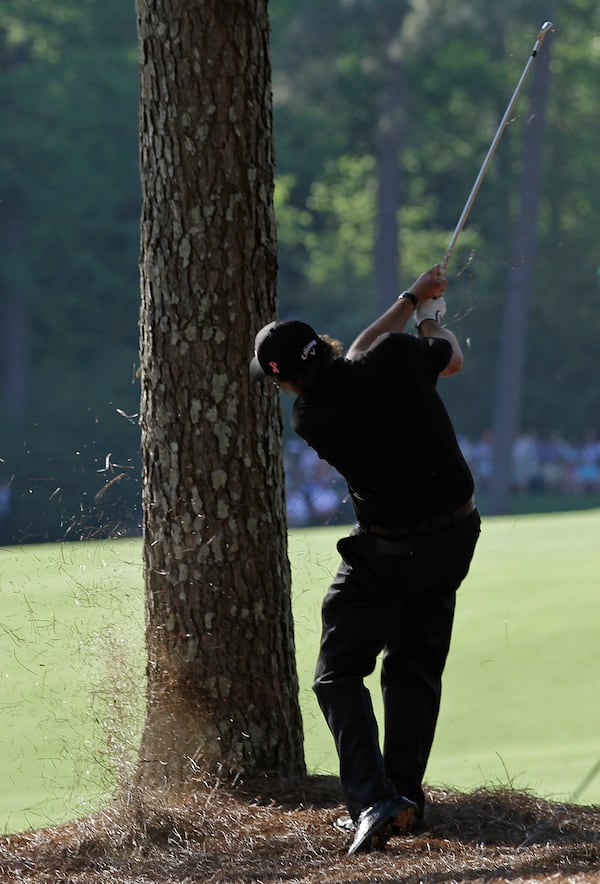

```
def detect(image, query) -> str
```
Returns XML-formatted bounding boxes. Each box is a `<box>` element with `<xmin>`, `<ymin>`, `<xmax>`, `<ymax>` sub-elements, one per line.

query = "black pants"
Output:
<box><xmin>312</xmin><ymin>510</ymin><xmax>481</xmax><ymax>821</ymax></box>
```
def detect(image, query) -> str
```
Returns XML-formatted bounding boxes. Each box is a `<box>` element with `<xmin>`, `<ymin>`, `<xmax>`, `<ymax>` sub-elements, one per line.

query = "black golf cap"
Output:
<box><xmin>250</xmin><ymin>320</ymin><xmax>322</xmax><ymax>382</ymax></box>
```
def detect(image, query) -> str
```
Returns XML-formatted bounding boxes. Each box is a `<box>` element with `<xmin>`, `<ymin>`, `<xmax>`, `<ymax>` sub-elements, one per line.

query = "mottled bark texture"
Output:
<box><xmin>135</xmin><ymin>0</ymin><xmax>306</xmax><ymax>789</ymax></box>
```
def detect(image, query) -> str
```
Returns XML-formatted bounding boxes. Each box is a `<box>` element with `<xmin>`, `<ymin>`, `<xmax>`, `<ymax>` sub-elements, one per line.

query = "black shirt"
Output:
<box><xmin>292</xmin><ymin>332</ymin><xmax>474</xmax><ymax>527</ymax></box>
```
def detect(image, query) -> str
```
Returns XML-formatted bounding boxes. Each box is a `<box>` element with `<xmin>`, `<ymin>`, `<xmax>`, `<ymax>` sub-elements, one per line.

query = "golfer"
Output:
<box><xmin>250</xmin><ymin>264</ymin><xmax>480</xmax><ymax>855</ymax></box>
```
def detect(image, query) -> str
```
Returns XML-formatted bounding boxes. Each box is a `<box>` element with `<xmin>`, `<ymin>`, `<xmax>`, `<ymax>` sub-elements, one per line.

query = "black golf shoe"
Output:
<box><xmin>347</xmin><ymin>795</ymin><xmax>418</xmax><ymax>856</ymax></box>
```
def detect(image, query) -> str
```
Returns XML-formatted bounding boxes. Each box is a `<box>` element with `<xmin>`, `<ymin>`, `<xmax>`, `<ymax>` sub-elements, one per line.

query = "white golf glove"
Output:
<box><xmin>414</xmin><ymin>296</ymin><xmax>447</xmax><ymax>328</ymax></box>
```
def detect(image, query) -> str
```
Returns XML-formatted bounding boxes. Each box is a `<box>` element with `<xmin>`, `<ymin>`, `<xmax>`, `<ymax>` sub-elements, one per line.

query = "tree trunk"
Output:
<box><xmin>135</xmin><ymin>0</ymin><xmax>305</xmax><ymax>791</ymax></box>
<box><xmin>0</xmin><ymin>208</ymin><xmax>29</xmax><ymax>419</ymax></box>
<box><xmin>374</xmin><ymin>53</ymin><xmax>403</xmax><ymax>313</ymax></box>
<box><xmin>488</xmin><ymin>29</ymin><xmax>553</xmax><ymax>515</ymax></box>
<box><xmin>372</xmin><ymin>1</ymin><xmax>410</xmax><ymax>314</ymax></box>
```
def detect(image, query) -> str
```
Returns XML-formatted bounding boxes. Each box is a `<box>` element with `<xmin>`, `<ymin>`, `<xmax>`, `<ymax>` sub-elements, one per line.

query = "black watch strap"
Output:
<box><xmin>399</xmin><ymin>291</ymin><xmax>418</xmax><ymax>307</ymax></box>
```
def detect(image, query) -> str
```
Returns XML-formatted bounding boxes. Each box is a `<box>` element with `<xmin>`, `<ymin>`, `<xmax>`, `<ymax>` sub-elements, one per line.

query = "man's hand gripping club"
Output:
<box><xmin>412</xmin><ymin>267</ymin><xmax>463</xmax><ymax>377</ymax></box>
<box><xmin>346</xmin><ymin>264</ymin><xmax>448</xmax><ymax>362</ymax></box>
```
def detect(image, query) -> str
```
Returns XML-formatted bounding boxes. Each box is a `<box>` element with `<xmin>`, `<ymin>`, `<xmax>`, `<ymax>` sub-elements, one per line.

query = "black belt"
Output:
<box><xmin>362</xmin><ymin>497</ymin><xmax>475</xmax><ymax>537</ymax></box>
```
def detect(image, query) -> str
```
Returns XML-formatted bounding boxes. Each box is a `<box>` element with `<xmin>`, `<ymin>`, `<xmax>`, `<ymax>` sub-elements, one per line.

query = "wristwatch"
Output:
<box><xmin>398</xmin><ymin>291</ymin><xmax>418</xmax><ymax>307</ymax></box>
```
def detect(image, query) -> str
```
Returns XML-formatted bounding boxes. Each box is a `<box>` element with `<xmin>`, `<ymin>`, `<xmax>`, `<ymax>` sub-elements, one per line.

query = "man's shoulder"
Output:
<box><xmin>358</xmin><ymin>331</ymin><xmax>421</xmax><ymax>363</ymax></box>
<box><xmin>354</xmin><ymin>331</ymin><xmax>453</xmax><ymax>380</ymax></box>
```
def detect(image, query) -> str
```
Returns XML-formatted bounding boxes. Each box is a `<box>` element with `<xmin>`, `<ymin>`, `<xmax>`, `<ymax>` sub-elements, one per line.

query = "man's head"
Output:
<box><xmin>250</xmin><ymin>320</ymin><xmax>325</xmax><ymax>384</ymax></box>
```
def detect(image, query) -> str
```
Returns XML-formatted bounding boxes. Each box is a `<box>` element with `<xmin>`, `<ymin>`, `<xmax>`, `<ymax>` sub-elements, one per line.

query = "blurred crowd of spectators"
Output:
<box><xmin>285</xmin><ymin>441</ymin><xmax>349</xmax><ymax>527</ymax></box>
<box><xmin>284</xmin><ymin>431</ymin><xmax>600</xmax><ymax>527</ymax></box>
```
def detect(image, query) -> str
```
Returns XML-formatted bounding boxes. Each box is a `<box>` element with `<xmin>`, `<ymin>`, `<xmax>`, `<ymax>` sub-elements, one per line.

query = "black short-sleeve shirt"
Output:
<box><xmin>291</xmin><ymin>332</ymin><xmax>474</xmax><ymax>527</ymax></box>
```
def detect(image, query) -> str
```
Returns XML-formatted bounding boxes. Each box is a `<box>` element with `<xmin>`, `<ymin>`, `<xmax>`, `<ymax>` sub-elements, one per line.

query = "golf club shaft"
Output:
<box><xmin>441</xmin><ymin>20</ymin><xmax>554</xmax><ymax>272</ymax></box>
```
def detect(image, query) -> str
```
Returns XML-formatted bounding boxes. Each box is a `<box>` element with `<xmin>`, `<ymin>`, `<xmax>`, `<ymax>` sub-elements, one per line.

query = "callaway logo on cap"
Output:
<box><xmin>249</xmin><ymin>320</ymin><xmax>322</xmax><ymax>382</ymax></box>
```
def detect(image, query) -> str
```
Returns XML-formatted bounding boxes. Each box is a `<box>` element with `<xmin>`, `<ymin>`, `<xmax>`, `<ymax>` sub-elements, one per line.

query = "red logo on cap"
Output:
<box><xmin>269</xmin><ymin>361</ymin><xmax>280</xmax><ymax>375</ymax></box>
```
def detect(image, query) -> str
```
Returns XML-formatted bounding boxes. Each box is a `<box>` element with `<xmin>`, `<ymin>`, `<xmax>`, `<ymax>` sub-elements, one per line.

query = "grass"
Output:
<box><xmin>0</xmin><ymin>541</ymin><xmax>144</xmax><ymax>834</ymax></box>
<box><xmin>290</xmin><ymin>510</ymin><xmax>600</xmax><ymax>805</ymax></box>
<box><xmin>1</xmin><ymin>508</ymin><xmax>599</xmax><ymax>836</ymax></box>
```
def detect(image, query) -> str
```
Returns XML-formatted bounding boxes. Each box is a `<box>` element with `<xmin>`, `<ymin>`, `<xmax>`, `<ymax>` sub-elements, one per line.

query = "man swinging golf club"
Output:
<box><xmin>251</xmin><ymin>264</ymin><xmax>480</xmax><ymax>854</ymax></box>
<box><xmin>250</xmin><ymin>19</ymin><xmax>555</xmax><ymax>855</ymax></box>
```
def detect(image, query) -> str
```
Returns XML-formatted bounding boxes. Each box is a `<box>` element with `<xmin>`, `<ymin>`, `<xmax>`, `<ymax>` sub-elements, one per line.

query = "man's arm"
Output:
<box><xmin>412</xmin><ymin>296</ymin><xmax>464</xmax><ymax>376</ymax></box>
<box><xmin>345</xmin><ymin>264</ymin><xmax>447</xmax><ymax>361</ymax></box>
<box><xmin>418</xmin><ymin>319</ymin><xmax>464</xmax><ymax>377</ymax></box>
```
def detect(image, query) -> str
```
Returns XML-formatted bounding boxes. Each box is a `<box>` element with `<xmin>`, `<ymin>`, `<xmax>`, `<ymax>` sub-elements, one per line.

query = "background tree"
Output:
<box><xmin>135</xmin><ymin>0</ymin><xmax>305</xmax><ymax>789</ymax></box>
<box><xmin>0</xmin><ymin>0</ymin><xmax>141</xmax><ymax>542</ymax></box>
<box><xmin>488</xmin><ymin>17</ymin><xmax>555</xmax><ymax>514</ymax></box>
<box><xmin>4</xmin><ymin>0</ymin><xmax>600</xmax><ymax>543</ymax></box>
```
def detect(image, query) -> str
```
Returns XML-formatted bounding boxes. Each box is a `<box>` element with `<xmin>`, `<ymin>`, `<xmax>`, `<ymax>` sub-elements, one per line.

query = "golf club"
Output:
<box><xmin>440</xmin><ymin>20</ymin><xmax>555</xmax><ymax>272</ymax></box>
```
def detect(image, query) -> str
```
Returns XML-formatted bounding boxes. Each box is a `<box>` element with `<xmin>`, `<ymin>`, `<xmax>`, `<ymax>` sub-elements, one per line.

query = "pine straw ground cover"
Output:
<box><xmin>1</xmin><ymin>776</ymin><xmax>599</xmax><ymax>883</ymax></box>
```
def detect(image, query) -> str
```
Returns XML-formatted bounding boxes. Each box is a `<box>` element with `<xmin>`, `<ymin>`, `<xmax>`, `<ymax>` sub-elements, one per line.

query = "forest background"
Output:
<box><xmin>1</xmin><ymin>0</ymin><xmax>599</xmax><ymax>544</ymax></box>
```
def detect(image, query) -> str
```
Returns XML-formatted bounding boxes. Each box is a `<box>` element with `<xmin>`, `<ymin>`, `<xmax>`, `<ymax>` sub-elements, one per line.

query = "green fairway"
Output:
<box><xmin>1</xmin><ymin>509</ymin><xmax>599</xmax><ymax>835</ymax></box>
<box><xmin>0</xmin><ymin>540</ymin><xmax>145</xmax><ymax>834</ymax></box>
<box><xmin>291</xmin><ymin>511</ymin><xmax>600</xmax><ymax>806</ymax></box>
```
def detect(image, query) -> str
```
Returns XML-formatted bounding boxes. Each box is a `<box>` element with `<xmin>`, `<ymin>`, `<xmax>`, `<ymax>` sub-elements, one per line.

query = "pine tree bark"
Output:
<box><xmin>135</xmin><ymin>0</ymin><xmax>305</xmax><ymax>790</ymax></box>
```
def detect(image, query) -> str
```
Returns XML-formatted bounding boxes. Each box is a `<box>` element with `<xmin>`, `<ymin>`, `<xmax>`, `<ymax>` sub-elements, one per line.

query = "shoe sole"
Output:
<box><xmin>391</xmin><ymin>803</ymin><xmax>418</xmax><ymax>836</ymax></box>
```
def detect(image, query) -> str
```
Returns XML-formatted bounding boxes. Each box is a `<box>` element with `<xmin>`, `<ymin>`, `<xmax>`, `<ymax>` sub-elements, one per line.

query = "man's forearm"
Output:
<box><xmin>418</xmin><ymin>319</ymin><xmax>464</xmax><ymax>376</ymax></box>
<box><xmin>346</xmin><ymin>265</ymin><xmax>448</xmax><ymax>361</ymax></box>
<box><xmin>346</xmin><ymin>297</ymin><xmax>415</xmax><ymax>360</ymax></box>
